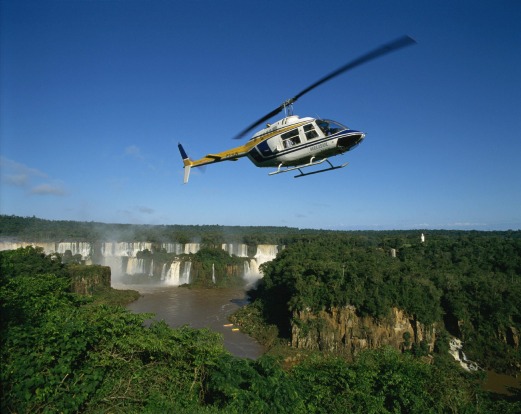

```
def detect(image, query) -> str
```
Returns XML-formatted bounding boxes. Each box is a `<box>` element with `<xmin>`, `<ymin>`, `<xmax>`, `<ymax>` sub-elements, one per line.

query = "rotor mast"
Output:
<box><xmin>283</xmin><ymin>99</ymin><xmax>294</xmax><ymax>118</ymax></box>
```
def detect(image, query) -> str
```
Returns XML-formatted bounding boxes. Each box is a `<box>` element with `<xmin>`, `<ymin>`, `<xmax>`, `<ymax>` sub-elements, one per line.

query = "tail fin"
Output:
<box><xmin>178</xmin><ymin>143</ymin><xmax>192</xmax><ymax>184</ymax></box>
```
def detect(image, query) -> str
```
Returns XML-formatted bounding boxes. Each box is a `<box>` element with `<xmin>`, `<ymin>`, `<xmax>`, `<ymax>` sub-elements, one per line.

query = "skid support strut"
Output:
<box><xmin>268</xmin><ymin>157</ymin><xmax>349</xmax><ymax>178</ymax></box>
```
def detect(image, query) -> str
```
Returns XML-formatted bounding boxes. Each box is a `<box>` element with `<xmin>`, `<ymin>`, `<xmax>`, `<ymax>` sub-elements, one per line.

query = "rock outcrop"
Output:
<box><xmin>68</xmin><ymin>264</ymin><xmax>111</xmax><ymax>295</ymax></box>
<box><xmin>291</xmin><ymin>306</ymin><xmax>436</xmax><ymax>355</ymax></box>
<box><xmin>502</xmin><ymin>326</ymin><xmax>520</xmax><ymax>349</ymax></box>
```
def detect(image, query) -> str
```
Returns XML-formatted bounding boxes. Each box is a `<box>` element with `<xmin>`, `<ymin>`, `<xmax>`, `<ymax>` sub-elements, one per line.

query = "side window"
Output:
<box><xmin>281</xmin><ymin>128</ymin><xmax>301</xmax><ymax>148</ymax></box>
<box><xmin>303</xmin><ymin>124</ymin><xmax>319</xmax><ymax>140</ymax></box>
<box><xmin>317</xmin><ymin>120</ymin><xmax>330</xmax><ymax>135</ymax></box>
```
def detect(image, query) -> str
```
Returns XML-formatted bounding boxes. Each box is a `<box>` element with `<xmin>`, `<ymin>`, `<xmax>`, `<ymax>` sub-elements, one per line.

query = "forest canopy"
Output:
<box><xmin>2</xmin><ymin>246</ymin><xmax>520</xmax><ymax>413</ymax></box>
<box><xmin>0</xmin><ymin>215</ymin><xmax>299</xmax><ymax>245</ymax></box>
<box><xmin>253</xmin><ymin>231</ymin><xmax>521</xmax><ymax>373</ymax></box>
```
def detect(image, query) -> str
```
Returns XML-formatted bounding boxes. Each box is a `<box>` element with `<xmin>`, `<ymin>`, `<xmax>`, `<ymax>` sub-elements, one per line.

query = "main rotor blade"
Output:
<box><xmin>291</xmin><ymin>35</ymin><xmax>416</xmax><ymax>102</ymax></box>
<box><xmin>232</xmin><ymin>106</ymin><xmax>284</xmax><ymax>140</ymax></box>
<box><xmin>233</xmin><ymin>35</ymin><xmax>416</xmax><ymax>140</ymax></box>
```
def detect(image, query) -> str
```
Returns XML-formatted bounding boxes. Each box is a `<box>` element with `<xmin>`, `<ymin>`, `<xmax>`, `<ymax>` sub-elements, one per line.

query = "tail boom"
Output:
<box><xmin>177</xmin><ymin>142</ymin><xmax>251</xmax><ymax>183</ymax></box>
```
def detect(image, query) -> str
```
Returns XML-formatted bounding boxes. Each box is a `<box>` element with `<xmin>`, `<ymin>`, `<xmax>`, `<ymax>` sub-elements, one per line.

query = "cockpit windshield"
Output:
<box><xmin>316</xmin><ymin>120</ymin><xmax>348</xmax><ymax>136</ymax></box>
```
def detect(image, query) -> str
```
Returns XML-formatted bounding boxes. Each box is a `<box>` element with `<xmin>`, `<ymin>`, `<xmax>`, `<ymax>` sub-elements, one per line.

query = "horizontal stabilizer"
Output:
<box><xmin>207</xmin><ymin>154</ymin><xmax>240</xmax><ymax>161</ymax></box>
<box><xmin>177</xmin><ymin>141</ymin><xmax>250</xmax><ymax>183</ymax></box>
<box><xmin>183</xmin><ymin>165</ymin><xmax>191</xmax><ymax>184</ymax></box>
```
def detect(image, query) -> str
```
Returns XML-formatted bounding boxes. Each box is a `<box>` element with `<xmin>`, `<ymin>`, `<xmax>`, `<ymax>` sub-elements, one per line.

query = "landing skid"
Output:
<box><xmin>268</xmin><ymin>157</ymin><xmax>349</xmax><ymax>178</ymax></box>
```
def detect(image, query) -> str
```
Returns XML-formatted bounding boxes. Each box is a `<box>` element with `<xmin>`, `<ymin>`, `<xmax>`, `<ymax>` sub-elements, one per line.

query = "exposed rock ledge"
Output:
<box><xmin>291</xmin><ymin>306</ymin><xmax>436</xmax><ymax>355</ymax></box>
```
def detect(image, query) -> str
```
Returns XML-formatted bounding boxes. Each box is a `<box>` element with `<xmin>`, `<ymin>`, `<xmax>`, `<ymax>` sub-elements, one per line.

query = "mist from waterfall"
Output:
<box><xmin>0</xmin><ymin>241</ymin><xmax>279</xmax><ymax>287</ymax></box>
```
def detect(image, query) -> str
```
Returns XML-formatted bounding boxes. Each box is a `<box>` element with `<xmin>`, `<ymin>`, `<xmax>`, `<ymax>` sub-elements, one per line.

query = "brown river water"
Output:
<box><xmin>122</xmin><ymin>285</ymin><xmax>264</xmax><ymax>359</ymax></box>
<box><xmin>121</xmin><ymin>285</ymin><xmax>521</xmax><ymax>394</ymax></box>
<box><xmin>483</xmin><ymin>370</ymin><xmax>521</xmax><ymax>396</ymax></box>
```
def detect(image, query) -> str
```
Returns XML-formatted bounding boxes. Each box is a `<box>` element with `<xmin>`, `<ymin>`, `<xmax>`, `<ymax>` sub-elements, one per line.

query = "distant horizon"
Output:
<box><xmin>1</xmin><ymin>1</ymin><xmax>519</xmax><ymax>232</ymax></box>
<box><xmin>1</xmin><ymin>214</ymin><xmax>519</xmax><ymax>233</ymax></box>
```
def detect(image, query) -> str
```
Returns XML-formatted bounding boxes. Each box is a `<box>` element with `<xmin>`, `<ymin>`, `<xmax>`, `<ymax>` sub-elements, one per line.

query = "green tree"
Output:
<box><xmin>205</xmin><ymin>355</ymin><xmax>306</xmax><ymax>413</ymax></box>
<box><xmin>0</xmin><ymin>247</ymin><xmax>226</xmax><ymax>413</ymax></box>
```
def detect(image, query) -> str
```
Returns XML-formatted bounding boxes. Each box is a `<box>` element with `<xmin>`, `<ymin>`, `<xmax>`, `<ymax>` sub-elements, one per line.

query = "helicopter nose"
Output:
<box><xmin>337</xmin><ymin>131</ymin><xmax>365</xmax><ymax>151</ymax></box>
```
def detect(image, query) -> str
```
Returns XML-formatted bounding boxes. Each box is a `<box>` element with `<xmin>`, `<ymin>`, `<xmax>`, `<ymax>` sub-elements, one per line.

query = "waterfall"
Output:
<box><xmin>160</xmin><ymin>263</ymin><xmax>167</xmax><ymax>281</ymax></box>
<box><xmin>222</xmin><ymin>243</ymin><xmax>249</xmax><ymax>257</ymax></box>
<box><xmin>449</xmin><ymin>338</ymin><xmax>481</xmax><ymax>371</ymax></box>
<box><xmin>212</xmin><ymin>263</ymin><xmax>216</xmax><ymax>284</ymax></box>
<box><xmin>243</xmin><ymin>261</ymin><xmax>257</xmax><ymax>285</ymax></box>
<box><xmin>242</xmin><ymin>244</ymin><xmax>279</xmax><ymax>284</ymax></box>
<box><xmin>161</xmin><ymin>243</ymin><xmax>184</xmax><ymax>254</ymax></box>
<box><xmin>255</xmin><ymin>244</ymin><xmax>279</xmax><ymax>265</ymax></box>
<box><xmin>182</xmin><ymin>261</ymin><xmax>191</xmax><ymax>284</ymax></box>
<box><xmin>0</xmin><ymin>240</ymin><xmax>280</xmax><ymax>286</ymax></box>
<box><xmin>184</xmin><ymin>243</ymin><xmax>200</xmax><ymax>254</ymax></box>
<box><xmin>101</xmin><ymin>242</ymin><xmax>153</xmax><ymax>257</ymax></box>
<box><xmin>164</xmin><ymin>261</ymin><xmax>191</xmax><ymax>286</ymax></box>
<box><xmin>126</xmin><ymin>257</ymin><xmax>145</xmax><ymax>275</ymax></box>
<box><xmin>0</xmin><ymin>241</ymin><xmax>92</xmax><ymax>258</ymax></box>
<box><xmin>101</xmin><ymin>256</ymin><xmax>124</xmax><ymax>283</ymax></box>
<box><xmin>56</xmin><ymin>242</ymin><xmax>91</xmax><ymax>258</ymax></box>
<box><xmin>165</xmin><ymin>261</ymin><xmax>181</xmax><ymax>286</ymax></box>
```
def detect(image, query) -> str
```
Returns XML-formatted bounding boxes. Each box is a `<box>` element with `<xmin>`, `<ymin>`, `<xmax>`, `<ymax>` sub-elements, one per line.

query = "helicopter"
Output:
<box><xmin>178</xmin><ymin>35</ymin><xmax>416</xmax><ymax>184</ymax></box>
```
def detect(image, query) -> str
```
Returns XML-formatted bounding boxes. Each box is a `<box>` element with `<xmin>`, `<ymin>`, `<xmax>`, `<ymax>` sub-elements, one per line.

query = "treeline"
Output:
<box><xmin>2</xmin><ymin>246</ymin><xmax>519</xmax><ymax>413</ymax></box>
<box><xmin>0</xmin><ymin>215</ymin><xmax>298</xmax><ymax>245</ymax></box>
<box><xmin>252</xmin><ymin>231</ymin><xmax>521</xmax><ymax>372</ymax></box>
<box><xmin>3</xmin><ymin>214</ymin><xmax>518</xmax><ymax>250</ymax></box>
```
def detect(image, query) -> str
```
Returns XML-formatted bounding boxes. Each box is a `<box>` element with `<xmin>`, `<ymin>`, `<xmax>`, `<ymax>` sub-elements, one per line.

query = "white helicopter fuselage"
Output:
<box><xmin>178</xmin><ymin>115</ymin><xmax>365</xmax><ymax>183</ymax></box>
<box><xmin>178</xmin><ymin>35</ymin><xmax>415</xmax><ymax>183</ymax></box>
<box><xmin>247</xmin><ymin>115</ymin><xmax>365</xmax><ymax>168</ymax></box>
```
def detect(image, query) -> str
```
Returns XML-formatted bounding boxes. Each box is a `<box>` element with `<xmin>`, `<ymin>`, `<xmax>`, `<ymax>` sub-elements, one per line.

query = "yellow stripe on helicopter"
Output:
<box><xmin>177</xmin><ymin>33</ymin><xmax>416</xmax><ymax>184</ymax></box>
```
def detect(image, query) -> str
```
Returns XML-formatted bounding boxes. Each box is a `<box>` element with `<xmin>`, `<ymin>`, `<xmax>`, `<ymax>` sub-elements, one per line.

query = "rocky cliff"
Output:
<box><xmin>67</xmin><ymin>264</ymin><xmax>111</xmax><ymax>295</ymax></box>
<box><xmin>291</xmin><ymin>306</ymin><xmax>437</xmax><ymax>355</ymax></box>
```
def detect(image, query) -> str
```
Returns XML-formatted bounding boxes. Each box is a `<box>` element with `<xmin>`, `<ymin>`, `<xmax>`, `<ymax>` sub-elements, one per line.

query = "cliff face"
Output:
<box><xmin>291</xmin><ymin>306</ymin><xmax>436</xmax><ymax>355</ymax></box>
<box><xmin>68</xmin><ymin>265</ymin><xmax>111</xmax><ymax>295</ymax></box>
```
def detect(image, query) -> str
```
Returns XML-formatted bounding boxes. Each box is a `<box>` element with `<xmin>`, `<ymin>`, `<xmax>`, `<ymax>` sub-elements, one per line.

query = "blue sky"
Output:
<box><xmin>1</xmin><ymin>0</ymin><xmax>520</xmax><ymax>230</ymax></box>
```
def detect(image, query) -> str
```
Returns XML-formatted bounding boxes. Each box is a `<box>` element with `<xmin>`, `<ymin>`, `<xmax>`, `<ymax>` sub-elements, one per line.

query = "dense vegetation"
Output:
<box><xmin>1</xmin><ymin>216</ymin><xmax>520</xmax><ymax>411</ymax></box>
<box><xmin>0</xmin><ymin>214</ymin><xmax>297</xmax><ymax>245</ymax></box>
<box><xmin>252</xmin><ymin>231</ymin><xmax>521</xmax><ymax>372</ymax></box>
<box><xmin>189</xmin><ymin>247</ymin><xmax>248</xmax><ymax>287</ymax></box>
<box><xmin>0</xmin><ymin>246</ymin><xmax>222</xmax><ymax>412</ymax></box>
<box><xmin>120</xmin><ymin>246</ymin><xmax>250</xmax><ymax>287</ymax></box>
<box><xmin>2</xmin><ymin>246</ymin><xmax>520</xmax><ymax>412</ymax></box>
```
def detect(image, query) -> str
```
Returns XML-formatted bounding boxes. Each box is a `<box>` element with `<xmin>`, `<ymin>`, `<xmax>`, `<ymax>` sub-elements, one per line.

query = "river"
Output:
<box><xmin>122</xmin><ymin>284</ymin><xmax>264</xmax><ymax>359</ymax></box>
<box><xmin>483</xmin><ymin>370</ymin><xmax>521</xmax><ymax>396</ymax></box>
<box><xmin>122</xmin><ymin>284</ymin><xmax>521</xmax><ymax>393</ymax></box>
<box><xmin>450</xmin><ymin>338</ymin><xmax>521</xmax><ymax>395</ymax></box>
